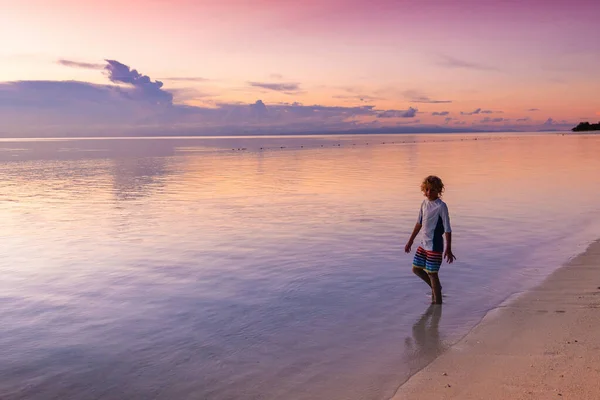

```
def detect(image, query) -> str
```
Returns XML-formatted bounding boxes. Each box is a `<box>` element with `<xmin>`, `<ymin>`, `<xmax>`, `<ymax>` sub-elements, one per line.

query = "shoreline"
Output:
<box><xmin>391</xmin><ymin>239</ymin><xmax>600</xmax><ymax>399</ymax></box>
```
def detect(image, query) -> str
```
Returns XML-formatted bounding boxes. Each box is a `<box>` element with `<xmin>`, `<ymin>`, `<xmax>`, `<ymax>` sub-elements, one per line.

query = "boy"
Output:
<box><xmin>405</xmin><ymin>175</ymin><xmax>456</xmax><ymax>304</ymax></box>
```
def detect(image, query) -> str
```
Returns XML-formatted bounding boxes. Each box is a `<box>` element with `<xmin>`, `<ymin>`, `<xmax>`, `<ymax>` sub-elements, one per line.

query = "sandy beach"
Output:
<box><xmin>392</xmin><ymin>239</ymin><xmax>600</xmax><ymax>400</ymax></box>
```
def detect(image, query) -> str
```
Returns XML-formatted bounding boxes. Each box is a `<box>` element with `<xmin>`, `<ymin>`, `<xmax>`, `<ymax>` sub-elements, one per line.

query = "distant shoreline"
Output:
<box><xmin>0</xmin><ymin>129</ymin><xmax>571</xmax><ymax>140</ymax></box>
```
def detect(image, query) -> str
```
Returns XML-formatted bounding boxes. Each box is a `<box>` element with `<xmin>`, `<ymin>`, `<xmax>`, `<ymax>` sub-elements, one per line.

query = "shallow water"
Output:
<box><xmin>0</xmin><ymin>133</ymin><xmax>599</xmax><ymax>399</ymax></box>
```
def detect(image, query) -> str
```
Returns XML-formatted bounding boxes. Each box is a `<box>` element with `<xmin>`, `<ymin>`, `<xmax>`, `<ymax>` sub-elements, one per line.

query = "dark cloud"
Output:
<box><xmin>105</xmin><ymin>59</ymin><xmax>172</xmax><ymax>104</ymax></box>
<box><xmin>403</xmin><ymin>90</ymin><xmax>451</xmax><ymax>104</ymax></box>
<box><xmin>527</xmin><ymin>108</ymin><xmax>540</xmax><ymax>111</ymax></box>
<box><xmin>377</xmin><ymin>107</ymin><xmax>418</xmax><ymax>118</ymax></box>
<box><xmin>480</xmin><ymin>110</ymin><xmax>493</xmax><ymax>114</ymax></box>
<box><xmin>432</xmin><ymin>111</ymin><xmax>450</xmax><ymax>116</ymax></box>
<box><xmin>248</xmin><ymin>81</ymin><xmax>301</xmax><ymax>93</ymax></box>
<box><xmin>517</xmin><ymin>117</ymin><xmax>531</xmax><ymax>122</ymax></box>
<box><xmin>57</xmin><ymin>59</ymin><xmax>105</xmax><ymax>70</ymax></box>
<box><xmin>437</xmin><ymin>55</ymin><xmax>498</xmax><ymax>71</ymax></box>
<box><xmin>461</xmin><ymin>108</ymin><xmax>482</xmax><ymax>115</ymax></box>
<box><xmin>444</xmin><ymin>117</ymin><xmax>453</xmax><ymax>124</ymax></box>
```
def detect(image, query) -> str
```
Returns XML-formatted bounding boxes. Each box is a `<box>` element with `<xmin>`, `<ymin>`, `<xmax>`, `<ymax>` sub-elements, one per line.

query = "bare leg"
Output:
<box><xmin>429</xmin><ymin>273</ymin><xmax>442</xmax><ymax>304</ymax></box>
<box><xmin>413</xmin><ymin>267</ymin><xmax>434</xmax><ymax>301</ymax></box>
<box><xmin>412</xmin><ymin>267</ymin><xmax>432</xmax><ymax>288</ymax></box>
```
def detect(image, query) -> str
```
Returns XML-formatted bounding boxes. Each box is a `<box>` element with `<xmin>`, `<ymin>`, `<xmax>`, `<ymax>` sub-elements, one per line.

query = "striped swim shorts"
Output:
<box><xmin>413</xmin><ymin>246</ymin><xmax>443</xmax><ymax>274</ymax></box>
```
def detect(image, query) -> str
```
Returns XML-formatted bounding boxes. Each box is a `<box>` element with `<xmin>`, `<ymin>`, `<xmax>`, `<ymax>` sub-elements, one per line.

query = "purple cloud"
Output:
<box><xmin>528</xmin><ymin>108</ymin><xmax>540</xmax><ymax>112</ymax></box>
<box><xmin>248</xmin><ymin>81</ymin><xmax>301</xmax><ymax>93</ymax></box>
<box><xmin>517</xmin><ymin>117</ymin><xmax>531</xmax><ymax>122</ymax></box>
<box><xmin>403</xmin><ymin>90</ymin><xmax>452</xmax><ymax>104</ymax></box>
<box><xmin>542</xmin><ymin>118</ymin><xmax>570</xmax><ymax>126</ymax></box>
<box><xmin>335</xmin><ymin>86</ymin><xmax>385</xmax><ymax>102</ymax></box>
<box><xmin>105</xmin><ymin>60</ymin><xmax>162</xmax><ymax>88</ymax></box>
<box><xmin>0</xmin><ymin>80</ymin><xmax>380</xmax><ymax>133</ymax></box>
<box><xmin>249</xmin><ymin>100</ymin><xmax>268</xmax><ymax>118</ymax></box>
<box><xmin>377</xmin><ymin>107</ymin><xmax>418</xmax><ymax>118</ymax></box>
<box><xmin>271</xmin><ymin>103</ymin><xmax>377</xmax><ymax>119</ymax></box>
<box><xmin>432</xmin><ymin>111</ymin><xmax>450</xmax><ymax>116</ymax></box>
<box><xmin>332</xmin><ymin>94</ymin><xmax>382</xmax><ymax>102</ymax></box>
<box><xmin>0</xmin><ymin>81</ymin><xmax>119</xmax><ymax>108</ymax></box>
<box><xmin>58</xmin><ymin>59</ymin><xmax>105</xmax><ymax>70</ymax></box>
<box><xmin>105</xmin><ymin>59</ymin><xmax>172</xmax><ymax>104</ymax></box>
<box><xmin>403</xmin><ymin>90</ymin><xmax>451</xmax><ymax>104</ymax></box>
<box><xmin>481</xmin><ymin>117</ymin><xmax>505</xmax><ymax>123</ymax></box>
<box><xmin>0</xmin><ymin>80</ymin><xmax>159</xmax><ymax>132</ymax></box>
<box><xmin>461</xmin><ymin>108</ymin><xmax>482</xmax><ymax>115</ymax></box>
<box><xmin>0</xmin><ymin>63</ymin><xmax>485</xmax><ymax>136</ymax></box>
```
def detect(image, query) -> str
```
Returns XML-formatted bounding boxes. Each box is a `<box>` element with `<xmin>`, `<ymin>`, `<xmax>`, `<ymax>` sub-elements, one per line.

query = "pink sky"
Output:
<box><xmin>1</xmin><ymin>0</ymin><xmax>599</xmax><ymax>135</ymax></box>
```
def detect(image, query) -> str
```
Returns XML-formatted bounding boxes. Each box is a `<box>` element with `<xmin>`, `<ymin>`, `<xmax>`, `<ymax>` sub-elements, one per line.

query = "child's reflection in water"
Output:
<box><xmin>405</xmin><ymin>304</ymin><xmax>445</xmax><ymax>359</ymax></box>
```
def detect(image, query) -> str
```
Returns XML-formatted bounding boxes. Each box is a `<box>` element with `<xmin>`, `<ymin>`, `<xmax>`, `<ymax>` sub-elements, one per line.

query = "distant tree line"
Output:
<box><xmin>572</xmin><ymin>121</ymin><xmax>600</xmax><ymax>132</ymax></box>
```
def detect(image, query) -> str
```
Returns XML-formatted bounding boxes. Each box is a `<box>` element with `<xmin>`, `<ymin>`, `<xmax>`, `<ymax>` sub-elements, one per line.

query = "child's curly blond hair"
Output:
<box><xmin>421</xmin><ymin>175</ymin><xmax>445</xmax><ymax>194</ymax></box>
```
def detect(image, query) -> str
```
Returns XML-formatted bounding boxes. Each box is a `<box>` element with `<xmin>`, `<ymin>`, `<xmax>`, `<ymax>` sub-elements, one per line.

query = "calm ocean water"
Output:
<box><xmin>1</xmin><ymin>133</ymin><xmax>599</xmax><ymax>400</ymax></box>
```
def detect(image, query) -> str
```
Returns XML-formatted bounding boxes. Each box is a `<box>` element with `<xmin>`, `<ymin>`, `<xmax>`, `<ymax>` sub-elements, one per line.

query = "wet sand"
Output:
<box><xmin>392</xmin><ymin>239</ymin><xmax>600</xmax><ymax>400</ymax></box>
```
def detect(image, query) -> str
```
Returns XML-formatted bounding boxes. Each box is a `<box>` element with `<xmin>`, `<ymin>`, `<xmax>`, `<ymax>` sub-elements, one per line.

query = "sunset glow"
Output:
<box><xmin>1</xmin><ymin>0</ymin><xmax>599</xmax><ymax>135</ymax></box>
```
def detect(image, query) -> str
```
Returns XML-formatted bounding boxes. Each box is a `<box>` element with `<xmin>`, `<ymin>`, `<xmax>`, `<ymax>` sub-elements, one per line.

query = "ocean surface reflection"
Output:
<box><xmin>0</xmin><ymin>133</ymin><xmax>599</xmax><ymax>399</ymax></box>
